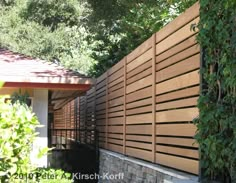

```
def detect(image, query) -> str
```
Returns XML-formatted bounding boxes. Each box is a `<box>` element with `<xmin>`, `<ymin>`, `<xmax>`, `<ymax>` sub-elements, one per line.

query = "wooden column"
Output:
<box><xmin>105</xmin><ymin>71</ymin><xmax>109</xmax><ymax>149</ymax></box>
<box><xmin>123</xmin><ymin>57</ymin><xmax>127</xmax><ymax>155</ymax></box>
<box><xmin>94</xmin><ymin>81</ymin><xmax>97</xmax><ymax>141</ymax></box>
<box><xmin>152</xmin><ymin>33</ymin><xmax>157</xmax><ymax>163</ymax></box>
<box><xmin>84</xmin><ymin>96</ymin><xmax>87</xmax><ymax>143</ymax></box>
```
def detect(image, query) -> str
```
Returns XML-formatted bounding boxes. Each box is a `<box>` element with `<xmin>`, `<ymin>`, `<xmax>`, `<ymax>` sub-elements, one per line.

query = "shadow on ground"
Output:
<box><xmin>48</xmin><ymin>141</ymin><xmax>99</xmax><ymax>183</ymax></box>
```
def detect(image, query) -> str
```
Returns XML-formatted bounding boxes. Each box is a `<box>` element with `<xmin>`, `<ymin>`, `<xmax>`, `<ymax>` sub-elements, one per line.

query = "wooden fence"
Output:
<box><xmin>53</xmin><ymin>2</ymin><xmax>200</xmax><ymax>175</ymax></box>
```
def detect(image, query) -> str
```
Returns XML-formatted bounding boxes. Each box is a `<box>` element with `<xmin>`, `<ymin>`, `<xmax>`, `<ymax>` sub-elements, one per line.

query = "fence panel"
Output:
<box><xmin>53</xmin><ymin>109</ymin><xmax>64</xmax><ymax>129</ymax></box>
<box><xmin>106</xmin><ymin>59</ymin><xmax>125</xmax><ymax>153</ymax></box>
<box><xmin>52</xmin><ymin>2</ymin><xmax>200</xmax><ymax>175</ymax></box>
<box><xmin>125</xmin><ymin>36</ymin><xmax>154</xmax><ymax>161</ymax></box>
<box><xmin>154</xmin><ymin>2</ymin><xmax>200</xmax><ymax>174</ymax></box>
<box><xmin>95</xmin><ymin>72</ymin><xmax>107</xmax><ymax>148</ymax></box>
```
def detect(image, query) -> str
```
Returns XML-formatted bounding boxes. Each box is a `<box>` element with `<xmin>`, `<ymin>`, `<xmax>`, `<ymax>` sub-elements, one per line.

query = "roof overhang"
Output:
<box><xmin>0</xmin><ymin>49</ymin><xmax>94</xmax><ymax>90</ymax></box>
<box><xmin>0</xmin><ymin>49</ymin><xmax>94</xmax><ymax>109</ymax></box>
<box><xmin>3</xmin><ymin>82</ymin><xmax>92</xmax><ymax>90</ymax></box>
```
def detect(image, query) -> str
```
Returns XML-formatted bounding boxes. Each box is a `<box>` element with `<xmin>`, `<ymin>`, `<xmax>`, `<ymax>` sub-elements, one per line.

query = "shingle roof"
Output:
<box><xmin>0</xmin><ymin>49</ymin><xmax>93</xmax><ymax>86</ymax></box>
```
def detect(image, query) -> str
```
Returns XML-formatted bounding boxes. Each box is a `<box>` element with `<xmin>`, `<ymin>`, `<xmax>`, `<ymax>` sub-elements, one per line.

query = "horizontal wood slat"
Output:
<box><xmin>156</xmin><ymin>145</ymin><xmax>199</xmax><ymax>159</ymax></box>
<box><xmin>108</xmin><ymin>76</ymin><xmax>123</xmax><ymax>88</ymax></box>
<box><xmin>126</xmin><ymin>113</ymin><xmax>152</xmax><ymax>124</ymax></box>
<box><xmin>156</xmin><ymin>97</ymin><xmax>198</xmax><ymax>111</ymax></box>
<box><xmin>156</xmin><ymin>107</ymin><xmax>199</xmax><ymax>123</ymax></box>
<box><xmin>126</xmin><ymin>125</ymin><xmax>152</xmax><ymax>135</ymax></box>
<box><xmin>155</xmin><ymin>153</ymin><xmax>199</xmax><ymax>174</ymax></box>
<box><xmin>108</xmin><ymin>88</ymin><xmax>124</xmax><ymax>100</ymax></box>
<box><xmin>126</xmin><ymin>86</ymin><xmax>152</xmax><ymax>103</ymax></box>
<box><xmin>156</xmin><ymin>86</ymin><xmax>199</xmax><ymax>103</ymax></box>
<box><xmin>126</xmin><ymin>141</ymin><xmax>152</xmax><ymax>150</ymax></box>
<box><xmin>108</xmin><ymin>133</ymin><xmax>123</xmax><ymax>139</ymax></box>
<box><xmin>108</xmin><ymin>111</ymin><xmax>124</xmax><ymax>118</ymax></box>
<box><xmin>156</xmin><ymin>70</ymin><xmax>200</xmax><ymax>95</ymax></box>
<box><xmin>107</xmin><ymin>143</ymin><xmax>123</xmax><ymax>154</ymax></box>
<box><xmin>127</xmin><ymin>37</ymin><xmax>153</xmax><ymax>63</ymax></box>
<box><xmin>127</xmin><ymin>60</ymin><xmax>152</xmax><ymax>79</ymax></box>
<box><xmin>66</xmin><ymin>3</ymin><xmax>201</xmax><ymax>175</ymax></box>
<box><xmin>109</xmin><ymin>81</ymin><xmax>124</xmax><ymax>92</ymax></box>
<box><xmin>156</xmin><ymin>45</ymin><xmax>200</xmax><ymax>71</ymax></box>
<box><xmin>126</xmin><ymin>105</ymin><xmax>152</xmax><ymax>115</ymax></box>
<box><xmin>108</xmin><ymin>125</ymin><xmax>123</xmax><ymax>134</ymax></box>
<box><xmin>108</xmin><ymin>68</ymin><xmax>124</xmax><ymax>83</ymax></box>
<box><xmin>108</xmin><ymin>105</ymin><xmax>124</xmax><ymax>113</ymax></box>
<box><xmin>108</xmin><ymin>117</ymin><xmax>124</xmax><ymax>125</ymax></box>
<box><xmin>96</xmin><ymin>72</ymin><xmax>107</xmax><ymax>83</ymax></box>
<box><xmin>126</xmin><ymin>135</ymin><xmax>152</xmax><ymax>143</ymax></box>
<box><xmin>156</xmin><ymin>137</ymin><xmax>198</xmax><ymax>148</ymax></box>
<box><xmin>155</xmin><ymin>2</ymin><xmax>199</xmax><ymax>44</ymax></box>
<box><xmin>108</xmin><ymin>138</ymin><xmax>123</xmax><ymax>145</ymax></box>
<box><xmin>108</xmin><ymin>96</ymin><xmax>124</xmax><ymax>107</ymax></box>
<box><xmin>108</xmin><ymin>59</ymin><xmax>124</xmax><ymax>75</ymax></box>
<box><xmin>127</xmin><ymin>48</ymin><xmax>152</xmax><ymax>72</ymax></box>
<box><xmin>156</xmin><ymin>17</ymin><xmax>200</xmax><ymax>55</ymax></box>
<box><xmin>156</xmin><ymin>34</ymin><xmax>198</xmax><ymax>63</ymax></box>
<box><xmin>96</xmin><ymin>96</ymin><xmax>106</xmax><ymax>104</ymax></box>
<box><xmin>96</xmin><ymin>103</ymin><xmax>106</xmax><ymax>111</ymax></box>
<box><xmin>126</xmin><ymin>75</ymin><xmax>152</xmax><ymax>94</ymax></box>
<box><xmin>126</xmin><ymin>98</ymin><xmax>152</xmax><ymax>109</ymax></box>
<box><xmin>156</xmin><ymin>54</ymin><xmax>200</xmax><ymax>83</ymax></box>
<box><xmin>126</xmin><ymin>147</ymin><xmax>152</xmax><ymax>161</ymax></box>
<box><xmin>127</xmin><ymin>67</ymin><xmax>152</xmax><ymax>85</ymax></box>
<box><xmin>156</xmin><ymin>124</ymin><xmax>197</xmax><ymax>137</ymax></box>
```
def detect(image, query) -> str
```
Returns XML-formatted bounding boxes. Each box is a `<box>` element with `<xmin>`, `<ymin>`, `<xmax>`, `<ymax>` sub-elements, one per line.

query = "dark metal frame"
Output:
<box><xmin>48</xmin><ymin>128</ymin><xmax>98</xmax><ymax>152</ymax></box>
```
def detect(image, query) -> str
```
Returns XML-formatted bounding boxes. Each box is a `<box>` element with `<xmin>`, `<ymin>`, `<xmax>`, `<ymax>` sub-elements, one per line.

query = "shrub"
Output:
<box><xmin>0</xmin><ymin>93</ymin><xmax>73</xmax><ymax>183</ymax></box>
<box><xmin>0</xmin><ymin>100</ymin><xmax>39</xmax><ymax>182</ymax></box>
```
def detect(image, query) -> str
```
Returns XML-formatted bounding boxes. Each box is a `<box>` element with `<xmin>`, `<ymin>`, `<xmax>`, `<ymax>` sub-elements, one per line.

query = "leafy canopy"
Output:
<box><xmin>0</xmin><ymin>0</ymin><xmax>95</xmax><ymax>75</ymax></box>
<box><xmin>0</xmin><ymin>0</ymin><xmax>196</xmax><ymax>77</ymax></box>
<box><xmin>85</xmin><ymin>0</ymin><xmax>197</xmax><ymax>76</ymax></box>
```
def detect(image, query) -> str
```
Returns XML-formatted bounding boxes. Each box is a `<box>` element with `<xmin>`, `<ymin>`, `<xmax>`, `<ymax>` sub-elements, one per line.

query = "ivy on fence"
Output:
<box><xmin>195</xmin><ymin>0</ymin><xmax>236</xmax><ymax>182</ymax></box>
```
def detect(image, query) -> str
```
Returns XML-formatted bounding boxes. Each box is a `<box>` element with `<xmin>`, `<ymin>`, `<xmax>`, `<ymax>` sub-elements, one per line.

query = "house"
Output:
<box><xmin>0</xmin><ymin>48</ymin><xmax>94</xmax><ymax>167</ymax></box>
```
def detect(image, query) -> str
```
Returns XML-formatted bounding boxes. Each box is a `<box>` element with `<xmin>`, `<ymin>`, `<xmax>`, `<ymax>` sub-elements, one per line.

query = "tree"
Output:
<box><xmin>0</xmin><ymin>0</ymin><xmax>197</xmax><ymax>77</ymax></box>
<box><xmin>0</xmin><ymin>0</ymin><xmax>95</xmax><ymax>75</ymax></box>
<box><xmin>0</xmin><ymin>0</ymin><xmax>15</xmax><ymax>6</ymax></box>
<box><xmin>85</xmin><ymin>0</ymin><xmax>197</xmax><ymax>77</ymax></box>
<box><xmin>22</xmin><ymin>0</ymin><xmax>81</xmax><ymax>31</ymax></box>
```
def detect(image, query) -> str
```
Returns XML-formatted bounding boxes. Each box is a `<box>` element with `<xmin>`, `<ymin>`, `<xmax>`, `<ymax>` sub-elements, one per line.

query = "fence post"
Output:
<box><xmin>152</xmin><ymin>33</ymin><xmax>156</xmax><ymax>163</ymax></box>
<box><xmin>94</xmin><ymin>81</ymin><xmax>97</xmax><ymax>145</ymax></box>
<box><xmin>105</xmin><ymin>71</ymin><xmax>109</xmax><ymax>149</ymax></box>
<box><xmin>123</xmin><ymin>57</ymin><xmax>127</xmax><ymax>155</ymax></box>
<box><xmin>75</xmin><ymin>98</ymin><xmax>78</xmax><ymax>141</ymax></box>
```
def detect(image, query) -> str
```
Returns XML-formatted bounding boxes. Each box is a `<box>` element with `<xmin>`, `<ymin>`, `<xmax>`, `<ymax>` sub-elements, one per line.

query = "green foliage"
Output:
<box><xmin>0</xmin><ymin>87</ymin><xmax>72</xmax><ymax>182</ymax></box>
<box><xmin>22</xmin><ymin>0</ymin><xmax>81</xmax><ymax>31</ymax></box>
<box><xmin>11</xmin><ymin>89</ymin><xmax>30</xmax><ymax>105</ymax></box>
<box><xmin>0</xmin><ymin>0</ymin><xmax>197</xmax><ymax>77</ymax></box>
<box><xmin>0</xmin><ymin>100</ymin><xmax>39</xmax><ymax>182</ymax></box>
<box><xmin>0</xmin><ymin>0</ymin><xmax>15</xmax><ymax>6</ymax></box>
<box><xmin>0</xmin><ymin>81</ymin><xmax>3</xmax><ymax>88</ymax></box>
<box><xmin>0</xmin><ymin>0</ymin><xmax>95</xmax><ymax>75</ymax></box>
<box><xmin>194</xmin><ymin>0</ymin><xmax>236</xmax><ymax>181</ymax></box>
<box><xmin>86</xmin><ymin>0</ymin><xmax>197</xmax><ymax>77</ymax></box>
